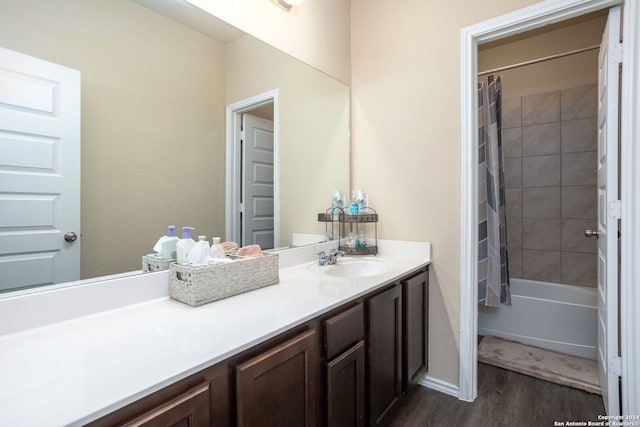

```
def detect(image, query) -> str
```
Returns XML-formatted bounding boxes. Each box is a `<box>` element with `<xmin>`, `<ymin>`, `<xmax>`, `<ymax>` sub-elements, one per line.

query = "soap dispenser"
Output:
<box><xmin>349</xmin><ymin>191</ymin><xmax>360</xmax><ymax>215</ymax></box>
<box><xmin>159</xmin><ymin>225</ymin><xmax>179</xmax><ymax>260</ymax></box>
<box><xmin>176</xmin><ymin>226</ymin><xmax>196</xmax><ymax>264</ymax></box>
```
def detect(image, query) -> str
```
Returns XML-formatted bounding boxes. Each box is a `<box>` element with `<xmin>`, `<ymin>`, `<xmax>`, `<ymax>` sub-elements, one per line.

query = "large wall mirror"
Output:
<box><xmin>0</xmin><ymin>0</ymin><xmax>349</xmax><ymax>294</ymax></box>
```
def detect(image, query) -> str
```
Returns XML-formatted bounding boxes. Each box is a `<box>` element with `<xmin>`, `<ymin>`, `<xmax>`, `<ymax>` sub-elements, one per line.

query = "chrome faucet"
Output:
<box><xmin>317</xmin><ymin>249</ymin><xmax>345</xmax><ymax>266</ymax></box>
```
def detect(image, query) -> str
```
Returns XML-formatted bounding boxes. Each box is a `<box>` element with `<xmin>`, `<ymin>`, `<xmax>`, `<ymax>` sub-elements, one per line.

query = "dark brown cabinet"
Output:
<box><xmin>367</xmin><ymin>284</ymin><xmax>403</xmax><ymax>426</ymax></box>
<box><xmin>324</xmin><ymin>303</ymin><xmax>366</xmax><ymax>427</ymax></box>
<box><xmin>121</xmin><ymin>382</ymin><xmax>210</xmax><ymax>427</ymax></box>
<box><xmin>90</xmin><ymin>266</ymin><xmax>429</xmax><ymax>427</ymax></box>
<box><xmin>327</xmin><ymin>340</ymin><xmax>366</xmax><ymax>427</ymax></box>
<box><xmin>403</xmin><ymin>269</ymin><xmax>429</xmax><ymax>392</ymax></box>
<box><xmin>235</xmin><ymin>328</ymin><xmax>318</xmax><ymax>427</ymax></box>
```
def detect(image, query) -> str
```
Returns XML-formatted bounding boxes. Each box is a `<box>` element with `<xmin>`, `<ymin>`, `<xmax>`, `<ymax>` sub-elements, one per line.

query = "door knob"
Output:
<box><xmin>64</xmin><ymin>232</ymin><xmax>78</xmax><ymax>242</ymax></box>
<box><xmin>585</xmin><ymin>229</ymin><xmax>599</xmax><ymax>238</ymax></box>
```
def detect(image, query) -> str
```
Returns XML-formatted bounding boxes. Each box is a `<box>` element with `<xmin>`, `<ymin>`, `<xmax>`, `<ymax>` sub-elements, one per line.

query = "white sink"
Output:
<box><xmin>310</xmin><ymin>257</ymin><xmax>394</xmax><ymax>278</ymax></box>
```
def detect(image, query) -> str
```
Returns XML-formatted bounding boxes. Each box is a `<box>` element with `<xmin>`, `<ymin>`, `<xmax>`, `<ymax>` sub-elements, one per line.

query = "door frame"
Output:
<box><xmin>459</xmin><ymin>0</ymin><xmax>640</xmax><ymax>415</ymax></box>
<box><xmin>225</xmin><ymin>90</ymin><xmax>280</xmax><ymax>248</ymax></box>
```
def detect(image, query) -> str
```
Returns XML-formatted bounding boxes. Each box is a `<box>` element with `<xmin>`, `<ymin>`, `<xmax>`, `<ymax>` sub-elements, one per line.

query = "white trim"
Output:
<box><xmin>225</xmin><ymin>90</ymin><xmax>280</xmax><ymax>248</ymax></box>
<box><xmin>460</xmin><ymin>0</ymin><xmax>638</xmax><ymax>409</ymax></box>
<box><xmin>620</xmin><ymin>0</ymin><xmax>640</xmax><ymax>415</ymax></box>
<box><xmin>418</xmin><ymin>375</ymin><xmax>459</xmax><ymax>399</ymax></box>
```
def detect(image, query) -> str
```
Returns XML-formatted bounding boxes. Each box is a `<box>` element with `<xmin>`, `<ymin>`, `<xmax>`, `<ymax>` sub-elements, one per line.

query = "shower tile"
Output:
<box><xmin>562</xmin><ymin>252</ymin><xmax>597</xmax><ymax>287</ymax></box>
<box><xmin>522</xmin><ymin>122</ymin><xmax>561</xmax><ymax>156</ymax></box>
<box><xmin>523</xmin><ymin>218</ymin><xmax>561</xmax><ymax>250</ymax></box>
<box><xmin>561</xmin><ymin>84</ymin><xmax>597</xmax><ymax>120</ymax></box>
<box><xmin>562</xmin><ymin>117</ymin><xmax>597</xmax><ymax>153</ymax></box>
<box><xmin>505</xmin><ymin>188</ymin><xmax>522</xmax><ymax>218</ymax></box>
<box><xmin>562</xmin><ymin>186</ymin><xmax>597</xmax><ymax>219</ymax></box>
<box><xmin>522</xmin><ymin>90</ymin><xmax>560</xmax><ymax>126</ymax></box>
<box><xmin>522</xmin><ymin>249</ymin><xmax>562</xmax><ymax>283</ymax></box>
<box><xmin>522</xmin><ymin>155</ymin><xmax>561</xmax><ymax>187</ymax></box>
<box><xmin>523</xmin><ymin>187</ymin><xmax>561</xmax><ymax>219</ymax></box>
<box><xmin>502</xmin><ymin>127</ymin><xmax>522</xmax><ymax>158</ymax></box>
<box><xmin>508</xmin><ymin>247</ymin><xmax>523</xmax><ymax>279</ymax></box>
<box><xmin>504</xmin><ymin>157</ymin><xmax>522</xmax><ymax>188</ymax></box>
<box><xmin>507</xmin><ymin>217</ymin><xmax>522</xmax><ymax>248</ymax></box>
<box><xmin>502</xmin><ymin>97</ymin><xmax>522</xmax><ymax>128</ymax></box>
<box><xmin>562</xmin><ymin>152</ymin><xmax>597</xmax><ymax>186</ymax></box>
<box><xmin>561</xmin><ymin>219</ymin><xmax>597</xmax><ymax>253</ymax></box>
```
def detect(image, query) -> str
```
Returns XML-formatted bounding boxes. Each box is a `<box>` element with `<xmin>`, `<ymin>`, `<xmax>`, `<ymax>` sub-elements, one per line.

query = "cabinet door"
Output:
<box><xmin>326</xmin><ymin>340</ymin><xmax>365</xmax><ymax>427</ymax></box>
<box><xmin>403</xmin><ymin>269</ymin><xmax>429</xmax><ymax>391</ymax></box>
<box><xmin>121</xmin><ymin>382</ymin><xmax>210</xmax><ymax>427</ymax></box>
<box><xmin>324</xmin><ymin>302</ymin><xmax>364</xmax><ymax>360</ymax></box>
<box><xmin>236</xmin><ymin>329</ymin><xmax>318</xmax><ymax>427</ymax></box>
<box><xmin>367</xmin><ymin>284</ymin><xmax>402</xmax><ymax>426</ymax></box>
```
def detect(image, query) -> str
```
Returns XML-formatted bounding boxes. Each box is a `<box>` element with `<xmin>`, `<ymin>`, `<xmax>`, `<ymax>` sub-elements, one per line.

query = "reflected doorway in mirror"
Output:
<box><xmin>242</xmin><ymin>113</ymin><xmax>275</xmax><ymax>250</ymax></box>
<box><xmin>226</xmin><ymin>90</ymin><xmax>279</xmax><ymax>250</ymax></box>
<box><xmin>0</xmin><ymin>47</ymin><xmax>81</xmax><ymax>293</ymax></box>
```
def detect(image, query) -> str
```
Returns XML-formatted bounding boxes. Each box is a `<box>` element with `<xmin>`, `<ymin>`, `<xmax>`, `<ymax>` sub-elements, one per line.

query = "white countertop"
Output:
<box><xmin>0</xmin><ymin>240</ymin><xmax>430</xmax><ymax>426</ymax></box>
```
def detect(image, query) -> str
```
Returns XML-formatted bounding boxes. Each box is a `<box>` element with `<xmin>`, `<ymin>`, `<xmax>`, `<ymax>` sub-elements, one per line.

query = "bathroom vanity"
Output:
<box><xmin>0</xmin><ymin>240</ymin><xmax>430</xmax><ymax>427</ymax></box>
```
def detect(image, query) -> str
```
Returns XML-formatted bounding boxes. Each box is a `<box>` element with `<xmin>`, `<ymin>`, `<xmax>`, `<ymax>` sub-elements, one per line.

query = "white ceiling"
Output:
<box><xmin>133</xmin><ymin>0</ymin><xmax>245</xmax><ymax>44</ymax></box>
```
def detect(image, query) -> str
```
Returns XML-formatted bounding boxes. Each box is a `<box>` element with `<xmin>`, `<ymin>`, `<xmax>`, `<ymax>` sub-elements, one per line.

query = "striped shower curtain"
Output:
<box><xmin>478</xmin><ymin>75</ymin><xmax>511</xmax><ymax>307</ymax></box>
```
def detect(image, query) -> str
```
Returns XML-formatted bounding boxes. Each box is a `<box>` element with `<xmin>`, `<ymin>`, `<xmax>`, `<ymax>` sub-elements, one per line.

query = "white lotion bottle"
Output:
<box><xmin>187</xmin><ymin>235</ymin><xmax>210</xmax><ymax>266</ymax></box>
<box><xmin>176</xmin><ymin>226</ymin><xmax>196</xmax><ymax>264</ymax></box>
<box><xmin>209</xmin><ymin>237</ymin><xmax>225</xmax><ymax>261</ymax></box>
<box><xmin>160</xmin><ymin>225</ymin><xmax>179</xmax><ymax>260</ymax></box>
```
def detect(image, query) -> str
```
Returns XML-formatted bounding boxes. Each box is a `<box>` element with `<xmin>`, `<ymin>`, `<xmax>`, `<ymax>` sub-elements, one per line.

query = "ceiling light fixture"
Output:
<box><xmin>272</xmin><ymin>0</ymin><xmax>303</xmax><ymax>11</ymax></box>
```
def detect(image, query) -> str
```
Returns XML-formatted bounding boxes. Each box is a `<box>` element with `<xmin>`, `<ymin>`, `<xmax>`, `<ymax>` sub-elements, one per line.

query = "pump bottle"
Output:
<box><xmin>176</xmin><ymin>226</ymin><xmax>196</xmax><ymax>264</ymax></box>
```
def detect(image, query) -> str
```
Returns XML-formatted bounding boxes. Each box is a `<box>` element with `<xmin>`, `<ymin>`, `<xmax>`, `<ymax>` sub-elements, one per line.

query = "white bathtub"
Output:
<box><xmin>478</xmin><ymin>278</ymin><xmax>597</xmax><ymax>359</ymax></box>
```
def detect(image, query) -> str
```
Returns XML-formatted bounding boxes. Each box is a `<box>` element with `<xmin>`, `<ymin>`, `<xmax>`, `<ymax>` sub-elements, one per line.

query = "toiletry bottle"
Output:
<box><xmin>332</xmin><ymin>190</ymin><xmax>342</xmax><ymax>220</ymax></box>
<box><xmin>347</xmin><ymin>231</ymin><xmax>356</xmax><ymax>248</ymax></box>
<box><xmin>188</xmin><ymin>236</ymin><xmax>210</xmax><ymax>266</ymax></box>
<box><xmin>160</xmin><ymin>225</ymin><xmax>179</xmax><ymax>260</ymax></box>
<box><xmin>176</xmin><ymin>226</ymin><xmax>196</xmax><ymax>264</ymax></box>
<box><xmin>356</xmin><ymin>190</ymin><xmax>366</xmax><ymax>213</ymax></box>
<box><xmin>349</xmin><ymin>191</ymin><xmax>360</xmax><ymax>215</ymax></box>
<box><xmin>356</xmin><ymin>231</ymin><xmax>368</xmax><ymax>248</ymax></box>
<box><xmin>209</xmin><ymin>237</ymin><xmax>225</xmax><ymax>260</ymax></box>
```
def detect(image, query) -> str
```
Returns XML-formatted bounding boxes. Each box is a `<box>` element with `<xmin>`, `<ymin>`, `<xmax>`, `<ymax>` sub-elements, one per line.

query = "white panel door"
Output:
<box><xmin>0</xmin><ymin>47</ymin><xmax>81</xmax><ymax>291</ymax></box>
<box><xmin>596</xmin><ymin>6</ymin><xmax>621</xmax><ymax>415</ymax></box>
<box><xmin>241</xmin><ymin>114</ymin><xmax>274</xmax><ymax>250</ymax></box>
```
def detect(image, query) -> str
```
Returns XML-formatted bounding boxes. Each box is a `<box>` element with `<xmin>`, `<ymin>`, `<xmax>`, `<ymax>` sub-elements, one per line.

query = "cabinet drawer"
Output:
<box><xmin>121</xmin><ymin>382</ymin><xmax>210</xmax><ymax>427</ymax></box>
<box><xmin>324</xmin><ymin>303</ymin><xmax>364</xmax><ymax>360</ymax></box>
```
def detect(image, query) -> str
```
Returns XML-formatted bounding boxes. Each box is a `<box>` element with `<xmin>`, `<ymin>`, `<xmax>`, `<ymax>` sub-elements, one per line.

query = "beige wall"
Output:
<box><xmin>0</xmin><ymin>0</ymin><xmax>227</xmax><ymax>278</ymax></box>
<box><xmin>225</xmin><ymin>35</ymin><xmax>350</xmax><ymax>247</ymax></box>
<box><xmin>350</xmin><ymin>0</ymin><xmax>547</xmax><ymax>386</ymax></box>
<box><xmin>187</xmin><ymin>0</ymin><xmax>351</xmax><ymax>84</ymax></box>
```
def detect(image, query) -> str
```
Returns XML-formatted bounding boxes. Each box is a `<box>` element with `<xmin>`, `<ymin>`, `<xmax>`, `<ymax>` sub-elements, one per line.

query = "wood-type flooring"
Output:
<box><xmin>387</xmin><ymin>363</ymin><xmax>605</xmax><ymax>427</ymax></box>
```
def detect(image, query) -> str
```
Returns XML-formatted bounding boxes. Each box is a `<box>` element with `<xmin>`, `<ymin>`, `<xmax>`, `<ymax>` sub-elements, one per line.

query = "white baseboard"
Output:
<box><xmin>418</xmin><ymin>374</ymin><xmax>459</xmax><ymax>398</ymax></box>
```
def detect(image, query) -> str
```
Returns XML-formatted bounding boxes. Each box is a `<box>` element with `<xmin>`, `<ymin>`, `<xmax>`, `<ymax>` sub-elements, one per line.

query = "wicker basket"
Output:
<box><xmin>169</xmin><ymin>253</ymin><xmax>279</xmax><ymax>307</ymax></box>
<box><xmin>142</xmin><ymin>254</ymin><xmax>174</xmax><ymax>272</ymax></box>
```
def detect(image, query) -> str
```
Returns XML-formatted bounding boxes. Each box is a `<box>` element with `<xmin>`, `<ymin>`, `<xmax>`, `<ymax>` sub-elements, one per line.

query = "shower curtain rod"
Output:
<box><xmin>477</xmin><ymin>44</ymin><xmax>600</xmax><ymax>76</ymax></box>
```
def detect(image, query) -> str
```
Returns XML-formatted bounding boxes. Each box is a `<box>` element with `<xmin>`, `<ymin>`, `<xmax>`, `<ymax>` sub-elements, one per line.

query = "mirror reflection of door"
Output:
<box><xmin>240</xmin><ymin>109</ymin><xmax>274</xmax><ymax>249</ymax></box>
<box><xmin>0</xmin><ymin>47</ymin><xmax>81</xmax><ymax>293</ymax></box>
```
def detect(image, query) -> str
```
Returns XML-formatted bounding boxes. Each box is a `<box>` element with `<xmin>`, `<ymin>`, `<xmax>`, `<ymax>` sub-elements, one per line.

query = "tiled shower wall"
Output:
<box><xmin>502</xmin><ymin>84</ymin><xmax>598</xmax><ymax>287</ymax></box>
